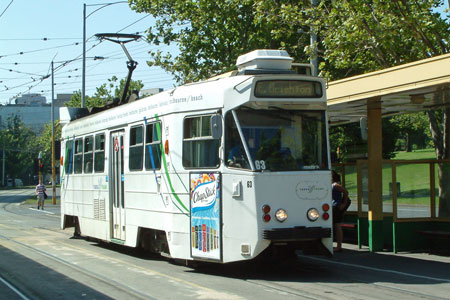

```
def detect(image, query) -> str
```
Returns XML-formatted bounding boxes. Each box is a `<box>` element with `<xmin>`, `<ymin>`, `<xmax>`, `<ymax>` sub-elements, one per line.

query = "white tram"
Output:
<box><xmin>60</xmin><ymin>50</ymin><xmax>333</xmax><ymax>263</ymax></box>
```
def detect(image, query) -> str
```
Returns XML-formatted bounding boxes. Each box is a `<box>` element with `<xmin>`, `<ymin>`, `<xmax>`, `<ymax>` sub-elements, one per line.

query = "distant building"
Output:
<box><xmin>54</xmin><ymin>93</ymin><xmax>73</xmax><ymax>107</ymax></box>
<box><xmin>1</xmin><ymin>93</ymin><xmax>72</xmax><ymax>132</ymax></box>
<box><xmin>14</xmin><ymin>93</ymin><xmax>46</xmax><ymax>106</ymax></box>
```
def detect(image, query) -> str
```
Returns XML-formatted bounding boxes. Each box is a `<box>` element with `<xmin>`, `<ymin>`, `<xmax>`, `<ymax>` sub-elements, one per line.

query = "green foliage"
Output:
<box><xmin>1</xmin><ymin>115</ymin><xmax>37</xmax><ymax>183</ymax></box>
<box><xmin>313</xmin><ymin>0</ymin><xmax>450</xmax><ymax>80</ymax></box>
<box><xmin>329</xmin><ymin>123</ymin><xmax>367</xmax><ymax>161</ymax></box>
<box><xmin>64</xmin><ymin>90</ymin><xmax>106</xmax><ymax>108</ymax></box>
<box><xmin>388</xmin><ymin>112</ymin><xmax>432</xmax><ymax>152</ymax></box>
<box><xmin>65</xmin><ymin>76</ymin><xmax>144</xmax><ymax>108</ymax></box>
<box><xmin>129</xmin><ymin>0</ymin><xmax>311</xmax><ymax>83</ymax></box>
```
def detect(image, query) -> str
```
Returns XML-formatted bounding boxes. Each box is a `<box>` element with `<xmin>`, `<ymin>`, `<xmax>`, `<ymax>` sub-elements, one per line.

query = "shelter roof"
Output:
<box><xmin>327</xmin><ymin>53</ymin><xmax>450</xmax><ymax>125</ymax></box>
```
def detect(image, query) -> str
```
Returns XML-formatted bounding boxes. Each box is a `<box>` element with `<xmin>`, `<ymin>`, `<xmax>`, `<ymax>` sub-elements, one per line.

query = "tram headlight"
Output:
<box><xmin>275</xmin><ymin>209</ymin><xmax>288</xmax><ymax>222</ymax></box>
<box><xmin>307</xmin><ymin>208</ymin><xmax>320</xmax><ymax>222</ymax></box>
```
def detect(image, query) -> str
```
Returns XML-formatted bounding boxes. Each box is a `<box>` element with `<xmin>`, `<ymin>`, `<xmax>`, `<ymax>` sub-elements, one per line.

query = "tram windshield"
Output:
<box><xmin>225</xmin><ymin>107</ymin><xmax>329</xmax><ymax>171</ymax></box>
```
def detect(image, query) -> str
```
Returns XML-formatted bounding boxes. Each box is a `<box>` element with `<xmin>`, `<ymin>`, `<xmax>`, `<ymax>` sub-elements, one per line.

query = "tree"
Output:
<box><xmin>129</xmin><ymin>0</ymin><xmax>311</xmax><ymax>83</ymax></box>
<box><xmin>66</xmin><ymin>76</ymin><xmax>144</xmax><ymax>108</ymax></box>
<box><xmin>1</xmin><ymin>115</ymin><xmax>38</xmax><ymax>184</ymax></box>
<box><xmin>388</xmin><ymin>113</ymin><xmax>432</xmax><ymax>152</ymax></box>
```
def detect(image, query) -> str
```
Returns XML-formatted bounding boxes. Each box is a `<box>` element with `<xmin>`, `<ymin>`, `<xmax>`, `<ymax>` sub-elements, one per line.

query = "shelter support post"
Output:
<box><xmin>367</xmin><ymin>97</ymin><xmax>384</xmax><ymax>252</ymax></box>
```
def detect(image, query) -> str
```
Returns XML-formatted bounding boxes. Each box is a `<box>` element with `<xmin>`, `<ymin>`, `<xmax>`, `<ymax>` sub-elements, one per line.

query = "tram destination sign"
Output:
<box><xmin>255</xmin><ymin>80</ymin><xmax>322</xmax><ymax>98</ymax></box>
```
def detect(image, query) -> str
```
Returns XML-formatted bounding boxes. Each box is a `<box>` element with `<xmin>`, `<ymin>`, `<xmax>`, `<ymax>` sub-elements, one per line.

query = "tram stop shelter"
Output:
<box><xmin>326</xmin><ymin>53</ymin><xmax>450</xmax><ymax>254</ymax></box>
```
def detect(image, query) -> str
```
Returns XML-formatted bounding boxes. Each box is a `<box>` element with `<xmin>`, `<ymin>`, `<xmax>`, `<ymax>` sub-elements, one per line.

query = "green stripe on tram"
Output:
<box><xmin>155</xmin><ymin>115</ymin><xmax>189</xmax><ymax>213</ymax></box>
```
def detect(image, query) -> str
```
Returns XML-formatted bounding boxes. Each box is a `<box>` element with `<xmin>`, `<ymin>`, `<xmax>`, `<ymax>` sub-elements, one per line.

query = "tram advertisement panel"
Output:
<box><xmin>190</xmin><ymin>172</ymin><xmax>221</xmax><ymax>261</ymax></box>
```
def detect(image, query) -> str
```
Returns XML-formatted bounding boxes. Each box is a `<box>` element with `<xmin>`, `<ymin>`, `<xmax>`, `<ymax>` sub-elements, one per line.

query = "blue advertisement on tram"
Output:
<box><xmin>190</xmin><ymin>173</ymin><xmax>221</xmax><ymax>261</ymax></box>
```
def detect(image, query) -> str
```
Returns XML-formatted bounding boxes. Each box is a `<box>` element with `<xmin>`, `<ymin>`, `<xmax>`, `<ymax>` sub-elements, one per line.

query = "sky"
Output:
<box><xmin>0</xmin><ymin>0</ymin><xmax>177</xmax><ymax>105</ymax></box>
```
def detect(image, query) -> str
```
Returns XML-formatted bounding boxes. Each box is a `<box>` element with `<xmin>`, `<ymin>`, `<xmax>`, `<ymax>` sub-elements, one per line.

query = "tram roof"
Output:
<box><xmin>326</xmin><ymin>53</ymin><xmax>450</xmax><ymax>125</ymax></box>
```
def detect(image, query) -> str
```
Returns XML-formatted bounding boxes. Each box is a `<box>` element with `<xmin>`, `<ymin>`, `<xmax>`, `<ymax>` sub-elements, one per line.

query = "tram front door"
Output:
<box><xmin>110</xmin><ymin>130</ymin><xmax>125</xmax><ymax>241</ymax></box>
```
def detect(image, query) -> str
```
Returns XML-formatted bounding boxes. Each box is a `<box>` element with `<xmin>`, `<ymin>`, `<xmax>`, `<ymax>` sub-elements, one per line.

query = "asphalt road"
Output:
<box><xmin>1</xmin><ymin>188</ymin><xmax>449</xmax><ymax>300</ymax></box>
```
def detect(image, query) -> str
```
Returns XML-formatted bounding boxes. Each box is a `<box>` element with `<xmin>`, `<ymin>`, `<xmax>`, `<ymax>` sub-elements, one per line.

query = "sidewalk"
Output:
<box><xmin>298</xmin><ymin>243</ymin><xmax>450</xmax><ymax>282</ymax></box>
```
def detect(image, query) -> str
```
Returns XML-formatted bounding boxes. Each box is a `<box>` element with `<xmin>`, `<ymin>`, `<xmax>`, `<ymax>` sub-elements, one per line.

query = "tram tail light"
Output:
<box><xmin>322</xmin><ymin>212</ymin><xmax>330</xmax><ymax>220</ymax></box>
<box><xmin>322</xmin><ymin>203</ymin><xmax>330</xmax><ymax>211</ymax></box>
<box><xmin>262</xmin><ymin>204</ymin><xmax>271</xmax><ymax>214</ymax></box>
<box><xmin>262</xmin><ymin>205</ymin><xmax>271</xmax><ymax>222</ymax></box>
<box><xmin>60</xmin><ymin>156</ymin><xmax>64</xmax><ymax>166</ymax></box>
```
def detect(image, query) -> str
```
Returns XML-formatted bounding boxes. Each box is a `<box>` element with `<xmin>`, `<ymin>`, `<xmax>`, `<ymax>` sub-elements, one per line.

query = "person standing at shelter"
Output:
<box><xmin>332</xmin><ymin>170</ymin><xmax>349</xmax><ymax>252</ymax></box>
<box><xmin>35</xmin><ymin>179</ymin><xmax>46</xmax><ymax>210</ymax></box>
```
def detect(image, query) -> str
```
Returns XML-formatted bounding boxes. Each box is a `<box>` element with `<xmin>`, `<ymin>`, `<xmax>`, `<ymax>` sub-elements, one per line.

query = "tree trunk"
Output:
<box><xmin>438</xmin><ymin>162</ymin><xmax>450</xmax><ymax>217</ymax></box>
<box><xmin>439</xmin><ymin>106</ymin><xmax>450</xmax><ymax>217</ymax></box>
<box><xmin>406</xmin><ymin>133</ymin><xmax>412</xmax><ymax>152</ymax></box>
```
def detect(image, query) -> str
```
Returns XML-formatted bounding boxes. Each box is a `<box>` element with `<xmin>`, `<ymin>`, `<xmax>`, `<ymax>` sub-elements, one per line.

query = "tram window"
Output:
<box><xmin>64</xmin><ymin>140</ymin><xmax>74</xmax><ymax>174</ymax></box>
<box><xmin>84</xmin><ymin>136</ymin><xmax>93</xmax><ymax>173</ymax></box>
<box><xmin>129</xmin><ymin>125</ymin><xmax>144</xmax><ymax>171</ymax></box>
<box><xmin>145</xmin><ymin>122</ymin><xmax>162</xmax><ymax>170</ymax></box>
<box><xmin>94</xmin><ymin>134</ymin><xmax>105</xmax><ymax>173</ymax></box>
<box><xmin>74</xmin><ymin>138</ymin><xmax>83</xmax><ymax>174</ymax></box>
<box><xmin>182</xmin><ymin>115</ymin><xmax>220</xmax><ymax>168</ymax></box>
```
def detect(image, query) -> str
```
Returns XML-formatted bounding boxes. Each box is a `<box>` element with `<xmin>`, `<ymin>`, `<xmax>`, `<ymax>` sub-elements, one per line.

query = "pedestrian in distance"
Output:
<box><xmin>35</xmin><ymin>179</ymin><xmax>46</xmax><ymax>210</ymax></box>
<box><xmin>331</xmin><ymin>170</ymin><xmax>349</xmax><ymax>252</ymax></box>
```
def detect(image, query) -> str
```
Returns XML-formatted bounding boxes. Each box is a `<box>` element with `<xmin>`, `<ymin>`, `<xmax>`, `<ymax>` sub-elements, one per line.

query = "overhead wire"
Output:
<box><xmin>0</xmin><ymin>41</ymin><xmax>85</xmax><ymax>58</ymax></box>
<box><xmin>4</xmin><ymin>9</ymin><xmax>175</xmax><ymax>101</ymax></box>
<box><xmin>0</xmin><ymin>0</ymin><xmax>14</xmax><ymax>19</ymax></box>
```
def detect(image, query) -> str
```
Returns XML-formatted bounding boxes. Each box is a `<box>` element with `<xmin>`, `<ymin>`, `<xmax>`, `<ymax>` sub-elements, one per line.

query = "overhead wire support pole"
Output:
<box><xmin>51</xmin><ymin>61</ymin><xmax>56</xmax><ymax>205</ymax></box>
<box><xmin>82</xmin><ymin>1</ymin><xmax>128</xmax><ymax>109</ymax></box>
<box><xmin>82</xmin><ymin>3</ymin><xmax>86</xmax><ymax>108</ymax></box>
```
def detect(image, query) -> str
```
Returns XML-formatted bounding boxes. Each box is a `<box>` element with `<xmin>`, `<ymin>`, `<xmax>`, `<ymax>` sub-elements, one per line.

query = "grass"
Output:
<box><xmin>393</xmin><ymin>148</ymin><xmax>436</xmax><ymax>160</ymax></box>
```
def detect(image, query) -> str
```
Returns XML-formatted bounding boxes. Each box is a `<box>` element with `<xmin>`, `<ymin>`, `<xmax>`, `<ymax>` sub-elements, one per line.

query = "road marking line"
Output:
<box><xmin>29</xmin><ymin>208</ymin><xmax>55</xmax><ymax>215</ymax></box>
<box><xmin>298</xmin><ymin>254</ymin><xmax>450</xmax><ymax>283</ymax></box>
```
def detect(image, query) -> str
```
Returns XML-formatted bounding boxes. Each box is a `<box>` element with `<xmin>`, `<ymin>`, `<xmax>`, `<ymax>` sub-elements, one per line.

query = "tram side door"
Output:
<box><xmin>110</xmin><ymin>130</ymin><xmax>126</xmax><ymax>241</ymax></box>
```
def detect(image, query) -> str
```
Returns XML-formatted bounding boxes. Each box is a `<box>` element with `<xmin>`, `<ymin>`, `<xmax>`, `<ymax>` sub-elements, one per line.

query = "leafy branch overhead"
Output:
<box><xmin>129</xmin><ymin>0</ymin><xmax>312</xmax><ymax>83</ymax></box>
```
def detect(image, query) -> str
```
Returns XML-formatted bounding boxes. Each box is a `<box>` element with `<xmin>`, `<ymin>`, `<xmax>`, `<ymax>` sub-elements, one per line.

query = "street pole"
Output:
<box><xmin>82</xmin><ymin>2</ymin><xmax>127</xmax><ymax>108</ymax></box>
<box><xmin>82</xmin><ymin>3</ymin><xmax>86</xmax><ymax>108</ymax></box>
<box><xmin>2</xmin><ymin>146</ymin><xmax>4</xmax><ymax>187</ymax></box>
<box><xmin>51</xmin><ymin>61</ymin><xmax>56</xmax><ymax>205</ymax></box>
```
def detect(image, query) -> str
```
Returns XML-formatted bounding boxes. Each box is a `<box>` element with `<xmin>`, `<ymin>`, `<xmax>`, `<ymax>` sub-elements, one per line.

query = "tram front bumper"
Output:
<box><xmin>263</xmin><ymin>226</ymin><xmax>332</xmax><ymax>257</ymax></box>
<box><xmin>263</xmin><ymin>226</ymin><xmax>331</xmax><ymax>241</ymax></box>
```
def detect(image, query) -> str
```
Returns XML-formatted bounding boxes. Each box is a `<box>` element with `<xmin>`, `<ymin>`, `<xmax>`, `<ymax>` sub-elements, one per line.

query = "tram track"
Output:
<box><xmin>0</xmin><ymin>230</ymin><xmax>158</xmax><ymax>300</ymax></box>
<box><xmin>3</xmin><ymin>223</ymin><xmax>449</xmax><ymax>300</ymax></box>
<box><xmin>2</xmin><ymin>228</ymin><xmax>449</xmax><ymax>300</ymax></box>
<box><xmin>0</xmin><ymin>227</ymin><xmax>248</xmax><ymax>300</ymax></box>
